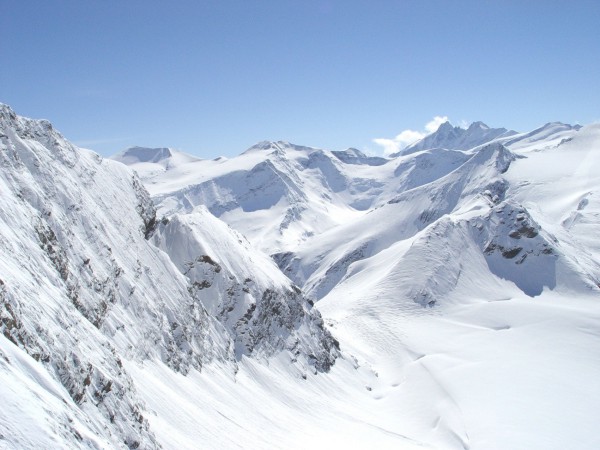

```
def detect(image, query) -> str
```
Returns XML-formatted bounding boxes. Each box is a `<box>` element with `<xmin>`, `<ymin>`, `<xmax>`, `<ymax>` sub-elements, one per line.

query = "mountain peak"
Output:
<box><xmin>468</xmin><ymin>121</ymin><xmax>490</xmax><ymax>131</ymax></box>
<box><xmin>0</xmin><ymin>103</ymin><xmax>18</xmax><ymax>123</ymax></box>
<box><xmin>343</xmin><ymin>147</ymin><xmax>367</xmax><ymax>158</ymax></box>
<box><xmin>397</xmin><ymin>120</ymin><xmax>515</xmax><ymax>155</ymax></box>
<box><xmin>243</xmin><ymin>140</ymin><xmax>320</xmax><ymax>156</ymax></box>
<box><xmin>437</xmin><ymin>121</ymin><xmax>455</xmax><ymax>133</ymax></box>
<box><xmin>0</xmin><ymin>103</ymin><xmax>56</xmax><ymax>135</ymax></box>
<box><xmin>541</xmin><ymin>121</ymin><xmax>581</xmax><ymax>130</ymax></box>
<box><xmin>243</xmin><ymin>140</ymin><xmax>295</xmax><ymax>154</ymax></box>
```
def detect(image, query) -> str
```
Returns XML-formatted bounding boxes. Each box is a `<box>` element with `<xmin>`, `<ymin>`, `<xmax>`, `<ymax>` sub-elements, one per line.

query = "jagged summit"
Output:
<box><xmin>468</xmin><ymin>120</ymin><xmax>490</xmax><ymax>130</ymax></box>
<box><xmin>392</xmin><ymin>120</ymin><xmax>517</xmax><ymax>156</ymax></box>
<box><xmin>0</xmin><ymin>103</ymin><xmax>59</xmax><ymax>135</ymax></box>
<box><xmin>0</xmin><ymin>102</ymin><xmax>22</xmax><ymax>122</ymax></box>
<box><xmin>436</xmin><ymin>120</ymin><xmax>455</xmax><ymax>133</ymax></box>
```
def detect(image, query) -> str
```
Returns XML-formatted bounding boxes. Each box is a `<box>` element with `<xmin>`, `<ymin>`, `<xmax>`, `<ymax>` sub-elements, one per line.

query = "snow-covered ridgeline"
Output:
<box><xmin>151</xmin><ymin>210</ymin><xmax>339</xmax><ymax>370</ymax></box>
<box><xmin>2</xmin><ymin>101</ymin><xmax>600</xmax><ymax>449</ymax></box>
<box><xmin>0</xmin><ymin>104</ymin><xmax>338</xmax><ymax>448</ymax></box>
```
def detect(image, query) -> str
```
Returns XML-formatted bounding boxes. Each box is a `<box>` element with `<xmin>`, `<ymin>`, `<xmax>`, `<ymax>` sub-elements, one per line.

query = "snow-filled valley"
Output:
<box><xmin>1</xmin><ymin>103</ymin><xmax>599</xmax><ymax>449</ymax></box>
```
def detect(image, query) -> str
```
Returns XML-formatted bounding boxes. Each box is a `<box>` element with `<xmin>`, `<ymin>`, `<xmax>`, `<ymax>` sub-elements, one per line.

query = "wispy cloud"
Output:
<box><xmin>373</xmin><ymin>116</ymin><xmax>449</xmax><ymax>156</ymax></box>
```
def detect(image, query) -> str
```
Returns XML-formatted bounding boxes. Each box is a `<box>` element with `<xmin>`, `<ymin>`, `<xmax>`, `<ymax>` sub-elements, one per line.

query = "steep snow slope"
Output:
<box><xmin>0</xmin><ymin>106</ymin><xmax>188</xmax><ymax>448</ymax></box>
<box><xmin>0</xmin><ymin>333</ymin><xmax>117</xmax><ymax>449</ymax></box>
<box><xmin>504</xmin><ymin>123</ymin><xmax>600</xmax><ymax>289</ymax></box>
<box><xmin>0</xmin><ymin>105</ymin><xmax>339</xmax><ymax>448</ymax></box>
<box><xmin>280</xmin><ymin>141</ymin><xmax>520</xmax><ymax>299</ymax></box>
<box><xmin>151</xmin><ymin>208</ymin><xmax>339</xmax><ymax>370</ymax></box>
<box><xmin>277</xmin><ymin>121</ymin><xmax>592</xmax><ymax>300</ymax></box>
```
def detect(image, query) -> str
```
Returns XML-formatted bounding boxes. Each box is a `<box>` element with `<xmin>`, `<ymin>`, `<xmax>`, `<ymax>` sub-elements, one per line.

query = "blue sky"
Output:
<box><xmin>2</xmin><ymin>0</ymin><xmax>599</xmax><ymax>157</ymax></box>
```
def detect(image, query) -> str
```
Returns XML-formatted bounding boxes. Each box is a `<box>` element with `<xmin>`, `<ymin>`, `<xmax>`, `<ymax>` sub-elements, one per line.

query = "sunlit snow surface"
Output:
<box><xmin>0</xmin><ymin>107</ymin><xmax>599</xmax><ymax>450</ymax></box>
<box><xmin>115</xmin><ymin>121</ymin><xmax>600</xmax><ymax>449</ymax></box>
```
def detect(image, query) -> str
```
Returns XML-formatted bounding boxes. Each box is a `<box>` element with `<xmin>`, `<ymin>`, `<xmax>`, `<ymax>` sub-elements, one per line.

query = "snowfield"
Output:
<box><xmin>1</xmin><ymin>103</ymin><xmax>599</xmax><ymax>449</ymax></box>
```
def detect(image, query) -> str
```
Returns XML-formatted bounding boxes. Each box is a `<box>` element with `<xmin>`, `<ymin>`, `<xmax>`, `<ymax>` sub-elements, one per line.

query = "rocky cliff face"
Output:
<box><xmin>151</xmin><ymin>210</ymin><xmax>339</xmax><ymax>371</ymax></box>
<box><xmin>0</xmin><ymin>104</ymin><xmax>339</xmax><ymax>448</ymax></box>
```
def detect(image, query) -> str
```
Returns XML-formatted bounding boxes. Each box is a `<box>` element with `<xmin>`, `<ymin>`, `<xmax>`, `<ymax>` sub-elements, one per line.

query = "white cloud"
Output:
<box><xmin>374</xmin><ymin>115</ymin><xmax>449</xmax><ymax>156</ymax></box>
<box><xmin>425</xmin><ymin>116</ymin><xmax>449</xmax><ymax>133</ymax></box>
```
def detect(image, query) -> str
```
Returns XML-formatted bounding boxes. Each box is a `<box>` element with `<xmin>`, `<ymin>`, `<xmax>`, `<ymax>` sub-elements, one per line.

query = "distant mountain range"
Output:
<box><xmin>1</xmin><ymin>104</ymin><xmax>599</xmax><ymax>449</ymax></box>
<box><xmin>391</xmin><ymin>121</ymin><xmax>517</xmax><ymax>156</ymax></box>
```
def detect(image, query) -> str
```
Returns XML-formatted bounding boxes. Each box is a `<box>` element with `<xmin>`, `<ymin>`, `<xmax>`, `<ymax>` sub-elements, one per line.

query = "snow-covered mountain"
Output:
<box><xmin>150</xmin><ymin>209</ymin><xmax>338</xmax><ymax>369</ymax></box>
<box><xmin>114</xmin><ymin>141</ymin><xmax>396</xmax><ymax>254</ymax></box>
<box><xmin>281</xmin><ymin>133</ymin><xmax>599</xmax><ymax>302</ymax></box>
<box><xmin>2</xmin><ymin>103</ymin><xmax>600</xmax><ymax>450</ymax></box>
<box><xmin>306</xmin><ymin>123</ymin><xmax>600</xmax><ymax>450</ymax></box>
<box><xmin>117</xmin><ymin>136</ymin><xmax>512</xmax><ymax>256</ymax></box>
<box><xmin>115</xmin><ymin>117</ymin><xmax>600</xmax><ymax>449</ymax></box>
<box><xmin>0</xmin><ymin>104</ymin><xmax>338</xmax><ymax>449</ymax></box>
<box><xmin>392</xmin><ymin>120</ymin><xmax>517</xmax><ymax>156</ymax></box>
